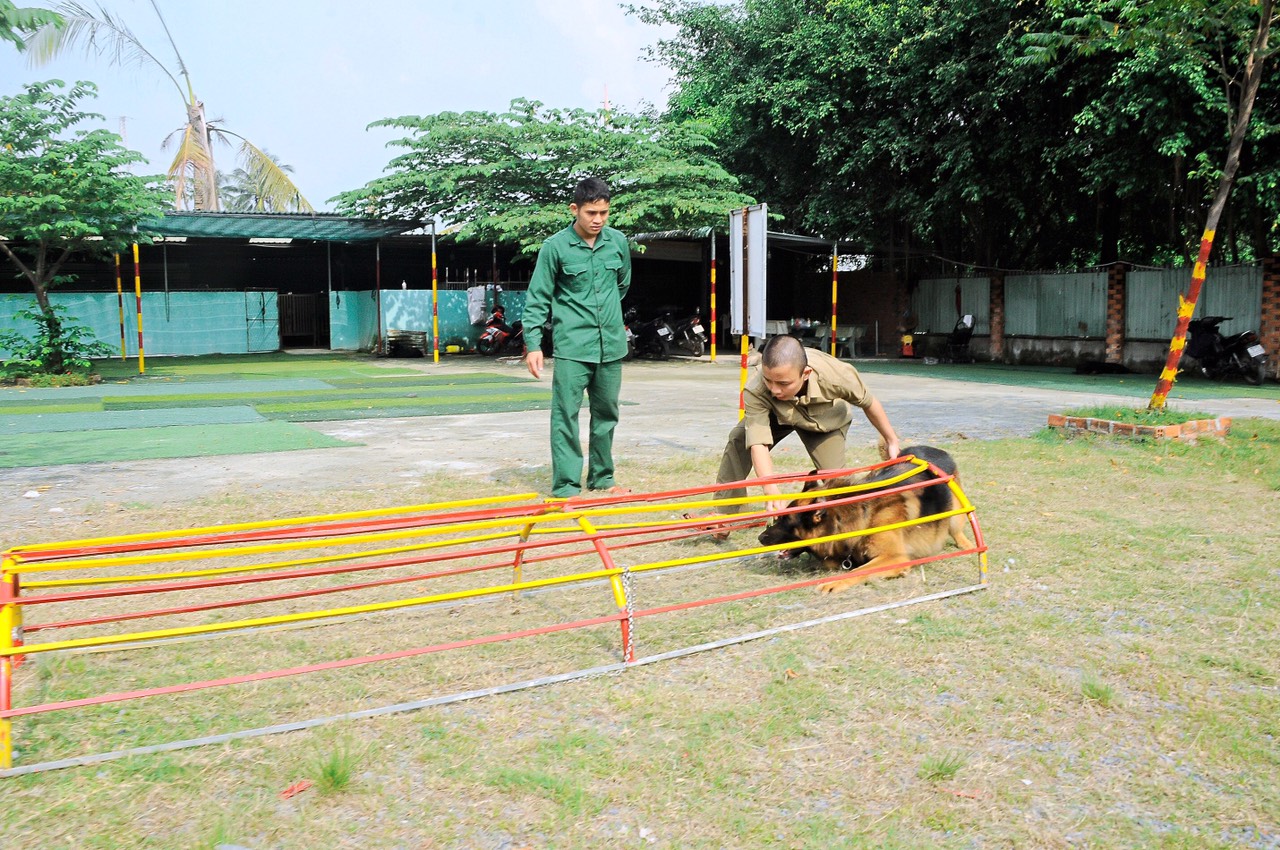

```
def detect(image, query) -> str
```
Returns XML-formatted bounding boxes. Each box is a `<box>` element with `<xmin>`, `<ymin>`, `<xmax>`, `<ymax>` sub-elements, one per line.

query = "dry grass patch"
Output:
<box><xmin>2</xmin><ymin>421</ymin><xmax>1279</xmax><ymax>849</ymax></box>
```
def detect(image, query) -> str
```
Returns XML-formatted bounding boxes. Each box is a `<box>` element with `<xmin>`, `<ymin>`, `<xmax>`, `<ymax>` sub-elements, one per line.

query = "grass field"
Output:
<box><xmin>2</xmin><ymin>420</ymin><xmax>1278</xmax><ymax>849</ymax></box>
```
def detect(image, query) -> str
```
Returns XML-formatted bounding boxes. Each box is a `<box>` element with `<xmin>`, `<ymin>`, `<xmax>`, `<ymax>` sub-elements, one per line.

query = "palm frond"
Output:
<box><xmin>232</xmin><ymin>136</ymin><xmax>315</xmax><ymax>213</ymax></box>
<box><xmin>166</xmin><ymin>124</ymin><xmax>216</xmax><ymax>210</ymax></box>
<box><xmin>25</xmin><ymin>1</ymin><xmax>186</xmax><ymax>103</ymax></box>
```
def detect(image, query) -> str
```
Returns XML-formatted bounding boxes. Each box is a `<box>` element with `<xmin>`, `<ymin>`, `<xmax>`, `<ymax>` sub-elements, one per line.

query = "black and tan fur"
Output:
<box><xmin>757</xmin><ymin>445</ymin><xmax>974</xmax><ymax>594</ymax></box>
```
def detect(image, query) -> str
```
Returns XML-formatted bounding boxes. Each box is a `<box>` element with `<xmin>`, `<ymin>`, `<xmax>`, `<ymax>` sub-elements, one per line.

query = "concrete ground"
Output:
<box><xmin>6</xmin><ymin>355</ymin><xmax>1279</xmax><ymax>541</ymax></box>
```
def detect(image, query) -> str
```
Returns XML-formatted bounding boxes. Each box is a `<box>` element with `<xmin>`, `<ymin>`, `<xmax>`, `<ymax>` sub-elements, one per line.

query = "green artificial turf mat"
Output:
<box><xmin>3</xmin><ymin>405</ymin><xmax>264</xmax><ymax>434</ymax></box>
<box><xmin>0</xmin><ymin>420</ymin><xmax>357</xmax><ymax>468</ymax></box>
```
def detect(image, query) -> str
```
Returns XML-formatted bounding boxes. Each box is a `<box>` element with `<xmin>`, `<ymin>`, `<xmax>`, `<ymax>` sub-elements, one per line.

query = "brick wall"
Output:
<box><xmin>1262</xmin><ymin>257</ymin><xmax>1280</xmax><ymax>380</ymax></box>
<box><xmin>1105</xmin><ymin>263</ymin><xmax>1127</xmax><ymax>363</ymax></box>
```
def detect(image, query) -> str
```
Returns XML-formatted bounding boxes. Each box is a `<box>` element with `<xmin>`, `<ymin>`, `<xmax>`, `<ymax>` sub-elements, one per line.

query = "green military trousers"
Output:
<box><xmin>714</xmin><ymin>415</ymin><xmax>849</xmax><ymax>513</ymax></box>
<box><xmin>549</xmin><ymin>357</ymin><xmax>624</xmax><ymax>497</ymax></box>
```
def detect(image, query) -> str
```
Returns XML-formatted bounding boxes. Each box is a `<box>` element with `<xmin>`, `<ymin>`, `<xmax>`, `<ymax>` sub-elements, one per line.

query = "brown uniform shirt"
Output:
<box><xmin>742</xmin><ymin>347</ymin><xmax>874</xmax><ymax>449</ymax></box>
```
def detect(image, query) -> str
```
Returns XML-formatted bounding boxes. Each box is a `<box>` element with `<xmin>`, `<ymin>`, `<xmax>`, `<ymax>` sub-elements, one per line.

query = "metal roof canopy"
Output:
<box><xmin>149</xmin><ymin>211</ymin><xmax>422</xmax><ymax>242</ymax></box>
<box><xmin>632</xmin><ymin>226</ymin><xmax>840</xmax><ymax>254</ymax></box>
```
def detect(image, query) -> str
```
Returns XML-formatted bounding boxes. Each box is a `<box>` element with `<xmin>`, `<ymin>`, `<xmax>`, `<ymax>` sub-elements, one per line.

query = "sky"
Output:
<box><xmin>1</xmin><ymin>0</ymin><xmax>680</xmax><ymax>211</ymax></box>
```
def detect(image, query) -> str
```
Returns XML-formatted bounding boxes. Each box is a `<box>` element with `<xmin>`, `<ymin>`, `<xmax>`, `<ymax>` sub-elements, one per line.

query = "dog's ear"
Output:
<box><xmin>800</xmin><ymin>470</ymin><xmax>821</xmax><ymax>493</ymax></box>
<box><xmin>809</xmin><ymin>507</ymin><xmax>825</xmax><ymax>522</ymax></box>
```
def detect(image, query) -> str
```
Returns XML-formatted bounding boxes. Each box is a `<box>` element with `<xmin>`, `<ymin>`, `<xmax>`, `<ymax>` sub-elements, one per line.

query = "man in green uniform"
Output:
<box><xmin>523</xmin><ymin>177</ymin><xmax>632</xmax><ymax>498</ymax></box>
<box><xmin>712</xmin><ymin>334</ymin><xmax>901</xmax><ymax>526</ymax></box>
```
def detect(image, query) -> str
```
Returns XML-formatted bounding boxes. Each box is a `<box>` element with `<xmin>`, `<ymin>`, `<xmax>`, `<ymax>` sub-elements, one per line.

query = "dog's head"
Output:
<box><xmin>757</xmin><ymin>475</ymin><xmax>844</xmax><ymax>549</ymax></box>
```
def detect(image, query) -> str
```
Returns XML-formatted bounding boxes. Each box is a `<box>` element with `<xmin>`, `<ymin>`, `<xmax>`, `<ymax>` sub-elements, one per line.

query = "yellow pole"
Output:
<box><xmin>114</xmin><ymin>253</ymin><xmax>126</xmax><ymax>359</ymax></box>
<box><xmin>0</xmin><ymin>559</ymin><xmax>18</xmax><ymax>770</ymax></box>
<box><xmin>709</xmin><ymin>230</ymin><xmax>717</xmax><ymax>362</ymax></box>
<box><xmin>431</xmin><ymin>221</ymin><xmax>440</xmax><ymax>363</ymax></box>
<box><xmin>738</xmin><ymin>209</ymin><xmax>749</xmax><ymax>420</ymax></box>
<box><xmin>830</xmin><ymin>243</ymin><xmax>839</xmax><ymax>357</ymax></box>
<box><xmin>132</xmin><ymin>243</ymin><xmax>145</xmax><ymax>374</ymax></box>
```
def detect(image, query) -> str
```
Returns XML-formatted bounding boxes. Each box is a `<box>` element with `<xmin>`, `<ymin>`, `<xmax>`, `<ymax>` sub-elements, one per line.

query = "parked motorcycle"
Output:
<box><xmin>624</xmin><ymin>307</ymin><xmax>675</xmax><ymax>359</ymax></box>
<box><xmin>1185</xmin><ymin>315</ymin><xmax>1269</xmax><ymax>385</ymax></box>
<box><xmin>668</xmin><ymin>309</ymin><xmax>708</xmax><ymax>358</ymax></box>
<box><xmin>476</xmin><ymin>305</ymin><xmax>523</xmax><ymax>355</ymax></box>
<box><xmin>477</xmin><ymin>306</ymin><xmax>553</xmax><ymax>357</ymax></box>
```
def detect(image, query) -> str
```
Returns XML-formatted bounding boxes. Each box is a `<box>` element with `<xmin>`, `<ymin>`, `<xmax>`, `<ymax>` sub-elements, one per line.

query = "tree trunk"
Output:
<box><xmin>1149</xmin><ymin>0</ymin><xmax>1273</xmax><ymax>409</ymax></box>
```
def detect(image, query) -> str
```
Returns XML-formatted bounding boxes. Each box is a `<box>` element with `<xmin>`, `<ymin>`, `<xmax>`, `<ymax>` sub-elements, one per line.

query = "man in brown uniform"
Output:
<box><xmin>713</xmin><ymin>334</ymin><xmax>901</xmax><ymax>522</ymax></box>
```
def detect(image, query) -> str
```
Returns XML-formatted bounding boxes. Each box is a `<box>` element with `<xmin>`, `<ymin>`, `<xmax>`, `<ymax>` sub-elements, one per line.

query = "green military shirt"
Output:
<box><xmin>743</xmin><ymin>347</ymin><xmax>875</xmax><ymax>448</ymax></box>
<box><xmin>522</xmin><ymin>223</ymin><xmax>632</xmax><ymax>363</ymax></box>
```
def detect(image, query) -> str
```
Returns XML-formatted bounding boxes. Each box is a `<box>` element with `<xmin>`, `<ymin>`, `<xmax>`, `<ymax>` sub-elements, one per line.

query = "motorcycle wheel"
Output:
<box><xmin>1245</xmin><ymin>361</ymin><xmax>1266</xmax><ymax>386</ymax></box>
<box><xmin>477</xmin><ymin>336</ymin><xmax>499</xmax><ymax>356</ymax></box>
<box><xmin>687</xmin><ymin>337</ymin><xmax>705</xmax><ymax>358</ymax></box>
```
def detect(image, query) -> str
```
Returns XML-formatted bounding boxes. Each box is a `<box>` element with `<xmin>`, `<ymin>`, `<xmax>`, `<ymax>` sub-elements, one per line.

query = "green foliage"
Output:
<box><xmin>0</xmin><ymin>302</ymin><xmax>110</xmax><ymax>378</ymax></box>
<box><xmin>641</xmin><ymin>0</ymin><xmax>1279</xmax><ymax>268</ymax></box>
<box><xmin>0</xmin><ymin>0</ymin><xmax>60</xmax><ymax>50</ymax></box>
<box><xmin>333</xmin><ymin>98</ymin><xmax>755</xmax><ymax>255</ymax></box>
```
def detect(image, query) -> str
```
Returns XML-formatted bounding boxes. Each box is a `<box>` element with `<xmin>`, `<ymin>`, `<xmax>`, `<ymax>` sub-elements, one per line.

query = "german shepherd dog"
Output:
<box><xmin>757</xmin><ymin>445</ymin><xmax>975</xmax><ymax>594</ymax></box>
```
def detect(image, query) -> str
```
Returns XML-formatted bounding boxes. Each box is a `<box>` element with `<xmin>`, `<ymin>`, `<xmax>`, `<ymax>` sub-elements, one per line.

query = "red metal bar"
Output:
<box><xmin>1</xmin><ymin>612</ymin><xmax>626</xmax><ymax>720</ymax></box>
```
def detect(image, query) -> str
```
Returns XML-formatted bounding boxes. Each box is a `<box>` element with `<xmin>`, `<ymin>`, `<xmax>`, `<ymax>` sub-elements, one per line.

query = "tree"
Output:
<box><xmin>24</xmin><ymin>0</ymin><xmax>313</xmax><ymax>213</ymax></box>
<box><xmin>0</xmin><ymin>79</ymin><xmax>169</xmax><ymax>372</ymax></box>
<box><xmin>639</xmin><ymin>0</ymin><xmax>1279</xmax><ymax>270</ymax></box>
<box><xmin>333</xmin><ymin>98</ymin><xmax>756</xmax><ymax>255</ymax></box>
<box><xmin>1022</xmin><ymin>0</ymin><xmax>1277</xmax><ymax>404</ymax></box>
<box><xmin>0</xmin><ymin>0</ymin><xmax>59</xmax><ymax>50</ymax></box>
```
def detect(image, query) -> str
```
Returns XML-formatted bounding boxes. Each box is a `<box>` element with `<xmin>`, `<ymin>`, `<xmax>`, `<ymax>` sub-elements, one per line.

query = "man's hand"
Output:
<box><xmin>883</xmin><ymin>437</ymin><xmax>901</xmax><ymax>459</ymax></box>
<box><xmin>525</xmin><ymin>349</ymin><xmax>544</xmax><ymax>379</ymax></box>
<box><xmin>762</xmin><ymin>482</ymin><xmax>789</xmax><ymax>516</ymax></box>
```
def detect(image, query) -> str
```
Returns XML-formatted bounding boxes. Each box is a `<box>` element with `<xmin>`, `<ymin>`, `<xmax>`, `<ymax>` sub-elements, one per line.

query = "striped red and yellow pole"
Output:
<box><xmin>709</xmin><ymin>231</ymin><xmax>717</xmax><ymax>362</ymax></box>
<box><xmin>0</xmin><ymin>558</ymin><xmax>19</xmax><ymax>769</ymax></box>
<box><xmin>830</xmin><ymin>243</ymin><xmax>839</xmax><ymax>357</ymax></box>
<box><xmin>431</xmin><ymin>221</ymin><xmax>440</xmax><ymax>363</ymax></box>
<box><xmin>132</xmin><ymin>243</ymin><xmax>144</xmax><ymax>374</ymax></box>
<box><xmin>1150</xmin><ymin>230</ymin><xmax>1214</xmax><ymax>409</ymax></box>
<box><xmin>114</xmin><ymin>253</ymin><xmax>126</xmax><ymax>359</ymax></box>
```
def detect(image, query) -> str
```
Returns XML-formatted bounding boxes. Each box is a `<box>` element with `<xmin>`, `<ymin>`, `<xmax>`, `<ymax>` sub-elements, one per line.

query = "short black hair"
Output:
<box><xmin>573</xmin><ymin>177</ymin><xmax>611</xmax><ymax>206</ymax></box>
<box><xmin>761</xmin><ymin>334</ymin><xmax>808</xmax><ymax>372</ymax></box>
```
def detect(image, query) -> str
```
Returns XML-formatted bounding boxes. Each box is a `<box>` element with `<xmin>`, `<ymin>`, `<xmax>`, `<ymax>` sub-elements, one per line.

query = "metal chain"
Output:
<box><xmin>622</xmin><ymin>564</ymin><xmax>635</xmax><ymax>663</ymax></box>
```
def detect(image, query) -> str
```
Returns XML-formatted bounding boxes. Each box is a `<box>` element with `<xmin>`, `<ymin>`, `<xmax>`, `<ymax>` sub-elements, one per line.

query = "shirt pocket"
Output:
<box><xmin>603</xmin><ymin>255</ymin><xmax>624</xmax><ymax>281</ymax></box>
<box><xmin>562</xmin><ymin>261</ymin><xmax>591</xmax><ymax>293</ymax></box>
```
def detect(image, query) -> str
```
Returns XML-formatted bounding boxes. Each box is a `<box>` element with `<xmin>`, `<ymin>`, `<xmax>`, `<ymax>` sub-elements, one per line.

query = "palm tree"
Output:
<box><xmin>220</xmin><ymin>150</ymin><xmax>308</xmax><ymax>212</ymax></box>
<box><xmin>24</xmin><ymin>0</ymin><xmax>313</xmax><ymax>212</ymax></box>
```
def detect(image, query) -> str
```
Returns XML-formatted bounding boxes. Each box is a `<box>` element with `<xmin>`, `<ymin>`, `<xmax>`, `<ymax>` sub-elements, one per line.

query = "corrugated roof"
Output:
<box><xmin>631</xmin><ymin>227</ymin><xmax>714</xmax><ymax>242</ymax></box>
<box><xmin>147</xmin><ymin>211</ymin><xmax>422</xmax><ymax>242</ymax></box>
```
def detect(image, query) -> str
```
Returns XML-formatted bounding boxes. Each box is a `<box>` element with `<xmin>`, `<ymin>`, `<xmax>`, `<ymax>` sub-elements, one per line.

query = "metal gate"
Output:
<box><xmin>245</xmin><ymin>289</ymin><xmax>280</xmax><ymax>352</ymax></box>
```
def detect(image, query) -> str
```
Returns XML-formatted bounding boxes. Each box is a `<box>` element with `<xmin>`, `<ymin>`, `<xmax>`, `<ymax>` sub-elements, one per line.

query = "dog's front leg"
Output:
<box><xmin>818</xmin><ymin>552</ymin><xmax>912</xmax><ymax>594</ymax></box>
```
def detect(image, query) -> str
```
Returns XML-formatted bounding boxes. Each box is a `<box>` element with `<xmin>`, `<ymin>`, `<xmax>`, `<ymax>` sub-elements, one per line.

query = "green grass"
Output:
<box><xmin>855</xmin><ymin>358</ymin><xmax>1276</xmax><ymax>399</ymax></box>
<box><xmin>918</xmin><ymin>751</ymin><xmax>967</xmax><ymax>782</ymax></box>
<box><xmin>309</xmin><ymin>738</ymin><xmax>361</xmax><ymax>794</ymax></box>
<box><xmin>1060</xmin><ymin>404</ymin><xmax>1216</xmax><ymax>424</ymax></box>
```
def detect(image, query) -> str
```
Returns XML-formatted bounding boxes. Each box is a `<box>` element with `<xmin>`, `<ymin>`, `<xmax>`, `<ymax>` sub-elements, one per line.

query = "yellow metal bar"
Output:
<box><xmin>6</xmin><ymin>492</ymin><xmax>542</xmax><ymax>557</ymax></box>
<box><xmin>738</xmin><ymin>331</ymin><xmax>750</xmax><ymax>420</ymax></box>
<box><xmin>0</xmin><ymin>658</ymin><xmax>11</xmax><ymax>769</ymax></box>
<box><xmin>8</xmin><ymin>508</ymin><xmax>571</xmax><ymax>575</ymax></box>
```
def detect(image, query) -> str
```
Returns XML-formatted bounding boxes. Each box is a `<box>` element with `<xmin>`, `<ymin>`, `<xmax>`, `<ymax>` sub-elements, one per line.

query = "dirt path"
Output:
<box><xmin>5</xmin><ymin>356</ymin><xmax>1276</xmax><ymax>544</ymax></box>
